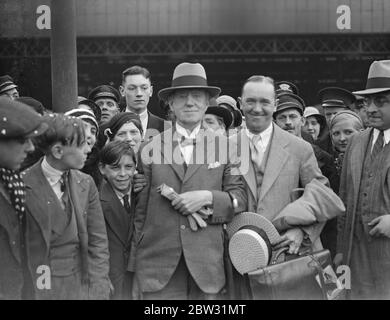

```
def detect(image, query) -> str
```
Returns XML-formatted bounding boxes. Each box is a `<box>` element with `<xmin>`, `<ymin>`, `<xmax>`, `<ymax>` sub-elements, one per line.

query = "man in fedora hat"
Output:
<box><xmin>0</xmin><ymin>75</ymin><xmax>19</xmax><ymax>100</ymax></box>
<box><xmin>0</xmin><ymin>97</ymin><xmax>48</xmax><ymax>299</ymax></box>
<box><xmin>230</xmin><ymin>75</ymin><xmax>344</xmax><ymax>260</ymax></box>
<box><xmin>336</xmin><ymin>60</ymin><xmax>390</xmax><ymax>299</ymax></box>
<box><xmin>129</xmin><ymin>62</ymin><xmax>247</xmax><ymax>299</ymax></box>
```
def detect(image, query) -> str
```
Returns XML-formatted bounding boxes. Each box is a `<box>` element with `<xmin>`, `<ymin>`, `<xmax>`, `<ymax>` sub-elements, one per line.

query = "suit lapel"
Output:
<box><xmin>351</xmin><ymin>129</ymin><xmax>372</xmax><ymax>195</ymax></box>
<box><xmin>100</xmin><ymin>181</ymin><xmax>129</xmax><ymax>246</ymax></box>
<box><xmin>259</xmin><ymin>125</ymin><xmax>289</xmax><ymax>202</ymax></box>
<box><xmin>24</xmin><ymin>162</ymin><xmax>53</xmax><ymax>248</ymax></box>
<box><xmin>160</xmin><ymin>128</ymin><xmax>186</xmax><ymax>181</ymax></box>
<box><xmin>68</xmin><ymin>170</ymin><xmax>88</xmax><ymax>235</ymax></box>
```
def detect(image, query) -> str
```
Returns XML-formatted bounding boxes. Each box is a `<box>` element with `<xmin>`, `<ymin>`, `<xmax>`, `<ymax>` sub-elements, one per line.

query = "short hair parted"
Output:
<box><xmin>34</xmin><ymin>113</ymin><xmax>86</xmax><ymax>154</ymax></box>
<box><xmin>122</xmin><ymin>65</ymin><xmax>151</xmax><ymax>84</ymax></box>
<box><xmin>241</xmin><ymin>75</ymin><xmax>276</xmax><ymax>97</ymax></box>
<box><xmin>99</xmin><ymin>140</ymin><xmax>136</xmax><ymax>166</ymax></box>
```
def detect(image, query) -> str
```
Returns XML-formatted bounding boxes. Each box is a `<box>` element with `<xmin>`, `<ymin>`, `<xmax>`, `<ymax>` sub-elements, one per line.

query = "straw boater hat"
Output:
<box><xmin>227</xmin><ymin>212</ymin><xmax>282</xmax><ymax>275</ymax></box>
<box><xmin>353</xmin><ymin>60</ymin><xmax>390</xmax><ymax>95</ymax></box>
<box><xmin>158</xmin><ymin>62</ymin><xmax>221</xmax><ymax>101</ymax></box>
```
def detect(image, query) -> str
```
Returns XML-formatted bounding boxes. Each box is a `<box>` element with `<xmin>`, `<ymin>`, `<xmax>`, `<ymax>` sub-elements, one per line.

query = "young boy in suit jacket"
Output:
<box><xmin>98</xmin><ymin>140</ymin><xmax>137</xmax><ymax>299</ymax></box>
<box><xmin>23</xmin><ymin>113</ymin><xmax>111</xmax><ymax>300</ymax></box>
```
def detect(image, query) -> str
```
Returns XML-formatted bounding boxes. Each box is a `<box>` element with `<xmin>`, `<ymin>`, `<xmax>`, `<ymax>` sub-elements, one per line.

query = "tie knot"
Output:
<box><xmin>123</xmin><ymin>194</ymin><xmax>129</xmax><ymax>203</ymax></box>
<box><xmin>60</xmin><ymin>172</ymin><xmax>68</xmax><ymax>192</ymax></box>
<box><xmin>252</xmin><ymin>134</ymin><xmax>262</xmax><ymax>145</ymax></box>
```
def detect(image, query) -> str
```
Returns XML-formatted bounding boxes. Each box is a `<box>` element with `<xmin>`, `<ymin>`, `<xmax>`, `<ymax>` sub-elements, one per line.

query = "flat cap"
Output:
<box><xmin>0</xmin><ymin>75</ymin><xmax>18</xmax><ymax>95</ymax></box>
<box><xmin>0</xmin><ymin>97</ymin><xmax>48</xmax><ymax>139</ymax></box>
<box><xmin>274</xmin><ymin>92</ymin><xmax>305</xmax><ymax>117</ymax></box>
<box><xmin>318</xmin><ymin>87</ymin><xmax>355</xmax><ymax>109</ymax></box>
<box><xmin>88</xmin><ymin>85</ymin><xmax>121</xmax><ymax>103</ymax></box>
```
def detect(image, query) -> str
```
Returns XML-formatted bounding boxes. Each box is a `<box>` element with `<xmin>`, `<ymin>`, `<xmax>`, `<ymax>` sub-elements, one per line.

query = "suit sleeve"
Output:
<box><xmin>86</xmin><ymin>176</ymin><xmax>111</xmax><ymax>299</ymax></box>
<box><xmin>127</xmin><ymin>144</ymin><xmax>152</xmax><ymax>272</ymax></box>
<box><xmin>273</xmin><ymin>142</ymin><xmax>345</xmax><ymax>245</ymax></box>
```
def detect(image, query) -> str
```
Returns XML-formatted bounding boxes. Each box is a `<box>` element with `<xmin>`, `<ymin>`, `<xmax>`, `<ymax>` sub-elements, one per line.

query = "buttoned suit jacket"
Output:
<box><xmin>129</xmin><ymin>127</ymin><xmax>247</xmax><ymax>294</ymax></box>
<box><xmin>23</xmin><ymin>161</ymin><xmax>111</xmax><ymax>299</ymax></box>
<box><xmin>99</xmin><ymin>180</ymin><xmax>134</xmax><ymax>299</ymax></box>
<box><xmin>337</xmin><ymin>128</ymin><xmax>390</xmax><ymax>266</ymax></box>
<box><xmin>229</xmin><ymin>124</ymin><xmax>344</xmax><ymax>248</ymax></box>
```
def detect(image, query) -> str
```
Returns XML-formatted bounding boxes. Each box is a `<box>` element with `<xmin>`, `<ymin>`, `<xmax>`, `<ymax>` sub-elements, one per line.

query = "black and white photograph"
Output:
<box><xmin>1</xmin><ymin>0</ymin><xmax>390</xmax><ymax>306</ymax></box>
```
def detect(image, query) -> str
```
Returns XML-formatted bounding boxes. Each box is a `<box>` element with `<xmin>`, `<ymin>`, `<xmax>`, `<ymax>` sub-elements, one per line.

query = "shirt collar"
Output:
<box><xmin>139</xmin><ymin>109</ymin><xmax>148</xmax><ymax>122</ymax></box>
<box><xmin>245</xmin><ymin>122</ymin><xmax>273</xmax><ymax>143</ymax></box>
<box><xmin>113</xmin><ymin>187</ymin><xmax>132</xmax><ymax>202</ymax></box>
<box><xmin>41</xmin><ymin>156</ymin><xmax>65</xmax><ymax>184</ymax></box>
<box><xmin>175</xmin><ymin>122</ymin><xmax>201</xmax><ymax>139</ymax></box>
<box><xmin>373</xmin><ymin>128</ymin><xmax>390</xmax><ymax>145</ymax></box>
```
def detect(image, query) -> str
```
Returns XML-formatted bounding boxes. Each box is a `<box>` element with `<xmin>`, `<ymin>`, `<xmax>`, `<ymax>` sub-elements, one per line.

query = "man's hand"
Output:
<box><xmin>133</xmin><ymin>173</ymin><xmax>147</xmax><ymax>193</ymax></box>
<box><xmin>368</xmin><ymin>215</ymin><xmax>390</xmax><ymax>238</ymax></box>
<box><xmin>273</xmin><ymin>228</ymin><xmax>304</xmax><ymax>254</ymax></box>
<box><xmin>171</xmin><ymin>190</ymin><xmax>213</xmax><ymax>216</ymax></box>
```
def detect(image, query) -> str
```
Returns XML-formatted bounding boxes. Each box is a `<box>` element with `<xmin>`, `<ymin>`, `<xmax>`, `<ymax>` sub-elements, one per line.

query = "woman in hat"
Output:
<box><xmin>103</xmin><ymin>112</ymin><xmax>143</xmax><ymax>154</ymax></box>
<box><xmin>329</xmin><ymin>110</ymin><xmax>364</xmax><ymax>190</ymax></box>
<box><xmin>303</xmin><ymin>106</ymin><xmax>327</xmax><ymax>142</ymax></box>
<box><xmin>319</xmin><ymin>111</ymin><xmax>364</xmax><ymax>261</ymax></box>
<box><xmin>203</xmin><ymin>98</ymin><xmax>233</xmax><ymax>136</ymax></box>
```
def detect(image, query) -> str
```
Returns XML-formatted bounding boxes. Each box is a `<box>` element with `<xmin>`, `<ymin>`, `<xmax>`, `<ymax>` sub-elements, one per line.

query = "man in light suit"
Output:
<box><xmin>336</xmin><ymin>60</ymin><xmax>390</xmax><ymax>299</ymax></box>
<box><xmin>129</xmin><ymin>62</ymin><xmax>247</xmax><ymax>300</ymax></box>
<box><xmin>232</xmin><ymin>75</ymin><xmax>344</xmax><ymax>254</ymax></box>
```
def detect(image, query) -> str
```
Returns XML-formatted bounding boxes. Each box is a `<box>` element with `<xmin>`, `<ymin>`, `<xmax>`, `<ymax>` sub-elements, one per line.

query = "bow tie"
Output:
<box><xmin>179</xmin><ymin>136</ymin><xmax>196</xmax><ymax>147</ymax></box>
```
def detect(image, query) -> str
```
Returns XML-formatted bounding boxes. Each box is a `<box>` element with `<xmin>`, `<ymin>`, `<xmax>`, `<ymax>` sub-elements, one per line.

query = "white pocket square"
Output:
<box><xmin>208</xmin><ymin>161</ymin><xmax>221</xmax><ymax>169</ymax></box>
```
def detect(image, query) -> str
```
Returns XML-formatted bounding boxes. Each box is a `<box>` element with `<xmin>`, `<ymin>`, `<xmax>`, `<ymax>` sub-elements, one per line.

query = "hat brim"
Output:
<box><xmin>158</xmin><ymin>86</ymin><xmax>221</xmax><ymax>101</ymax></box>
<box><xmin>0</xmin><ymin>84</ymin><xmax>18</xmax><ymax>95</ymax></box>
<box><xmin>227</xmin><ymin>212</ymin><xmax>282</xmax><ymax>245</ymax></box>
<box><xmin>274</xmin><ymin>105</ymin><xmax>304</xmax><ymax>117</ymax></box>
<box><xmin>25</xmin><ymin>122</ymin><xmax>49</xmax><ymax>139</ymax></box>
<box><xmin>353</xmin><ymin>87</ymin><xmax>390</xmax><ymax>96</ymax></box>
<box><xmin>206</xmin><ymin>106</ymin><xmax>233</xmax><ymax>128</ymax></box>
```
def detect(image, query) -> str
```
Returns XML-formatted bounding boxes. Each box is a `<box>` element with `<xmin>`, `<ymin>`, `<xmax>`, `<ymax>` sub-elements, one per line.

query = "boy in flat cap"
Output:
<box><xmin>23</xmin><ymin>113</ymin><xmax>111</xmax><ymax>300</ymax></box>
<box><xmin>0</xmin><ymin>97</ymin><xmax>48</xmax><ymax>299</ymax></box>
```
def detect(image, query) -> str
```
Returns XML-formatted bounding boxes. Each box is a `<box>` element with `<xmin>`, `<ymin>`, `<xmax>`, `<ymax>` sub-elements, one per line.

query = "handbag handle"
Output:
<box><xmin>271</xmin><ymin>247</ymin><xmax>289</xmax><ymax>265</ymax></box>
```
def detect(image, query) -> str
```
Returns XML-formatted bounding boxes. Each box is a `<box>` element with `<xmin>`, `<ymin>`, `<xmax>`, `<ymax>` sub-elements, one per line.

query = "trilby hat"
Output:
<box><xmin>158</xmin><ymin>62</ymin><xmax>221</xmax><ymax>101</ymax></box>
<box><xmin>353</xmin><ymin>60</ymin><xmax>390</xmax><ymax>95</ymax></box>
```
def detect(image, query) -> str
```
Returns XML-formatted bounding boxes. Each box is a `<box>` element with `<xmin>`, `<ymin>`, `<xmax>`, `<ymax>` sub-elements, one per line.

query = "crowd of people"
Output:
<box><xmin>0</xmin><ymin>59</ymin><xmax>390</xmax><ymax>300</ymax></box>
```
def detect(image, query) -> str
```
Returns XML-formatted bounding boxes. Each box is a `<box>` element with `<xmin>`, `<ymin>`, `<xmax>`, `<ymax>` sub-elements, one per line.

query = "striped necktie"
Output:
<box><xmin>371</xmin><ymin>130</ymin><xmax>384</xmax><ymax>159</ymax></box>
<box><xmin>250</xmin><ymin>135</ymin><xmax>263</xmax><ymax>170</ymax></box>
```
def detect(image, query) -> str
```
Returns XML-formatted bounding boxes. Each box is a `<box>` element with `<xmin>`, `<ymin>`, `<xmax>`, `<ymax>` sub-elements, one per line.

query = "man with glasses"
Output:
<box><xmin>336</xmin><ymin>60</ymin><xmax>390</xmax><ymax>299</ymax></box>
<box><xmin>120</xmin><ymin>66</ymin><xmax>166</xmax><ymax>140</ymax></box>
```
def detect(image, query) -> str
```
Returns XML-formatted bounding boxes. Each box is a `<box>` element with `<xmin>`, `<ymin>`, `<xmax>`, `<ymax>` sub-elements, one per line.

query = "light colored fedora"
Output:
<box><xmin>158</xmin><ymin>62</ymin><xmax>221</xmax><ymax>101</ymax></box>
<box><xmin>353</xmin><ymin>60</ymin><xmax>390</xmax><ymax>95</ymax></box>
<box><xmin>227</xmin><ymin>212</ymin><xmax>282</xmax><ymax>275</ymax></box>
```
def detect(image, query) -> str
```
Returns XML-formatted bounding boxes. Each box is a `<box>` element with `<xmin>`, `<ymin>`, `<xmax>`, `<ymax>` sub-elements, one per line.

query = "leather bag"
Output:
<box><xmin>245</xmin><ymin>248</ymin><xmax>334</xmax><ymax>300</ymax></box>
